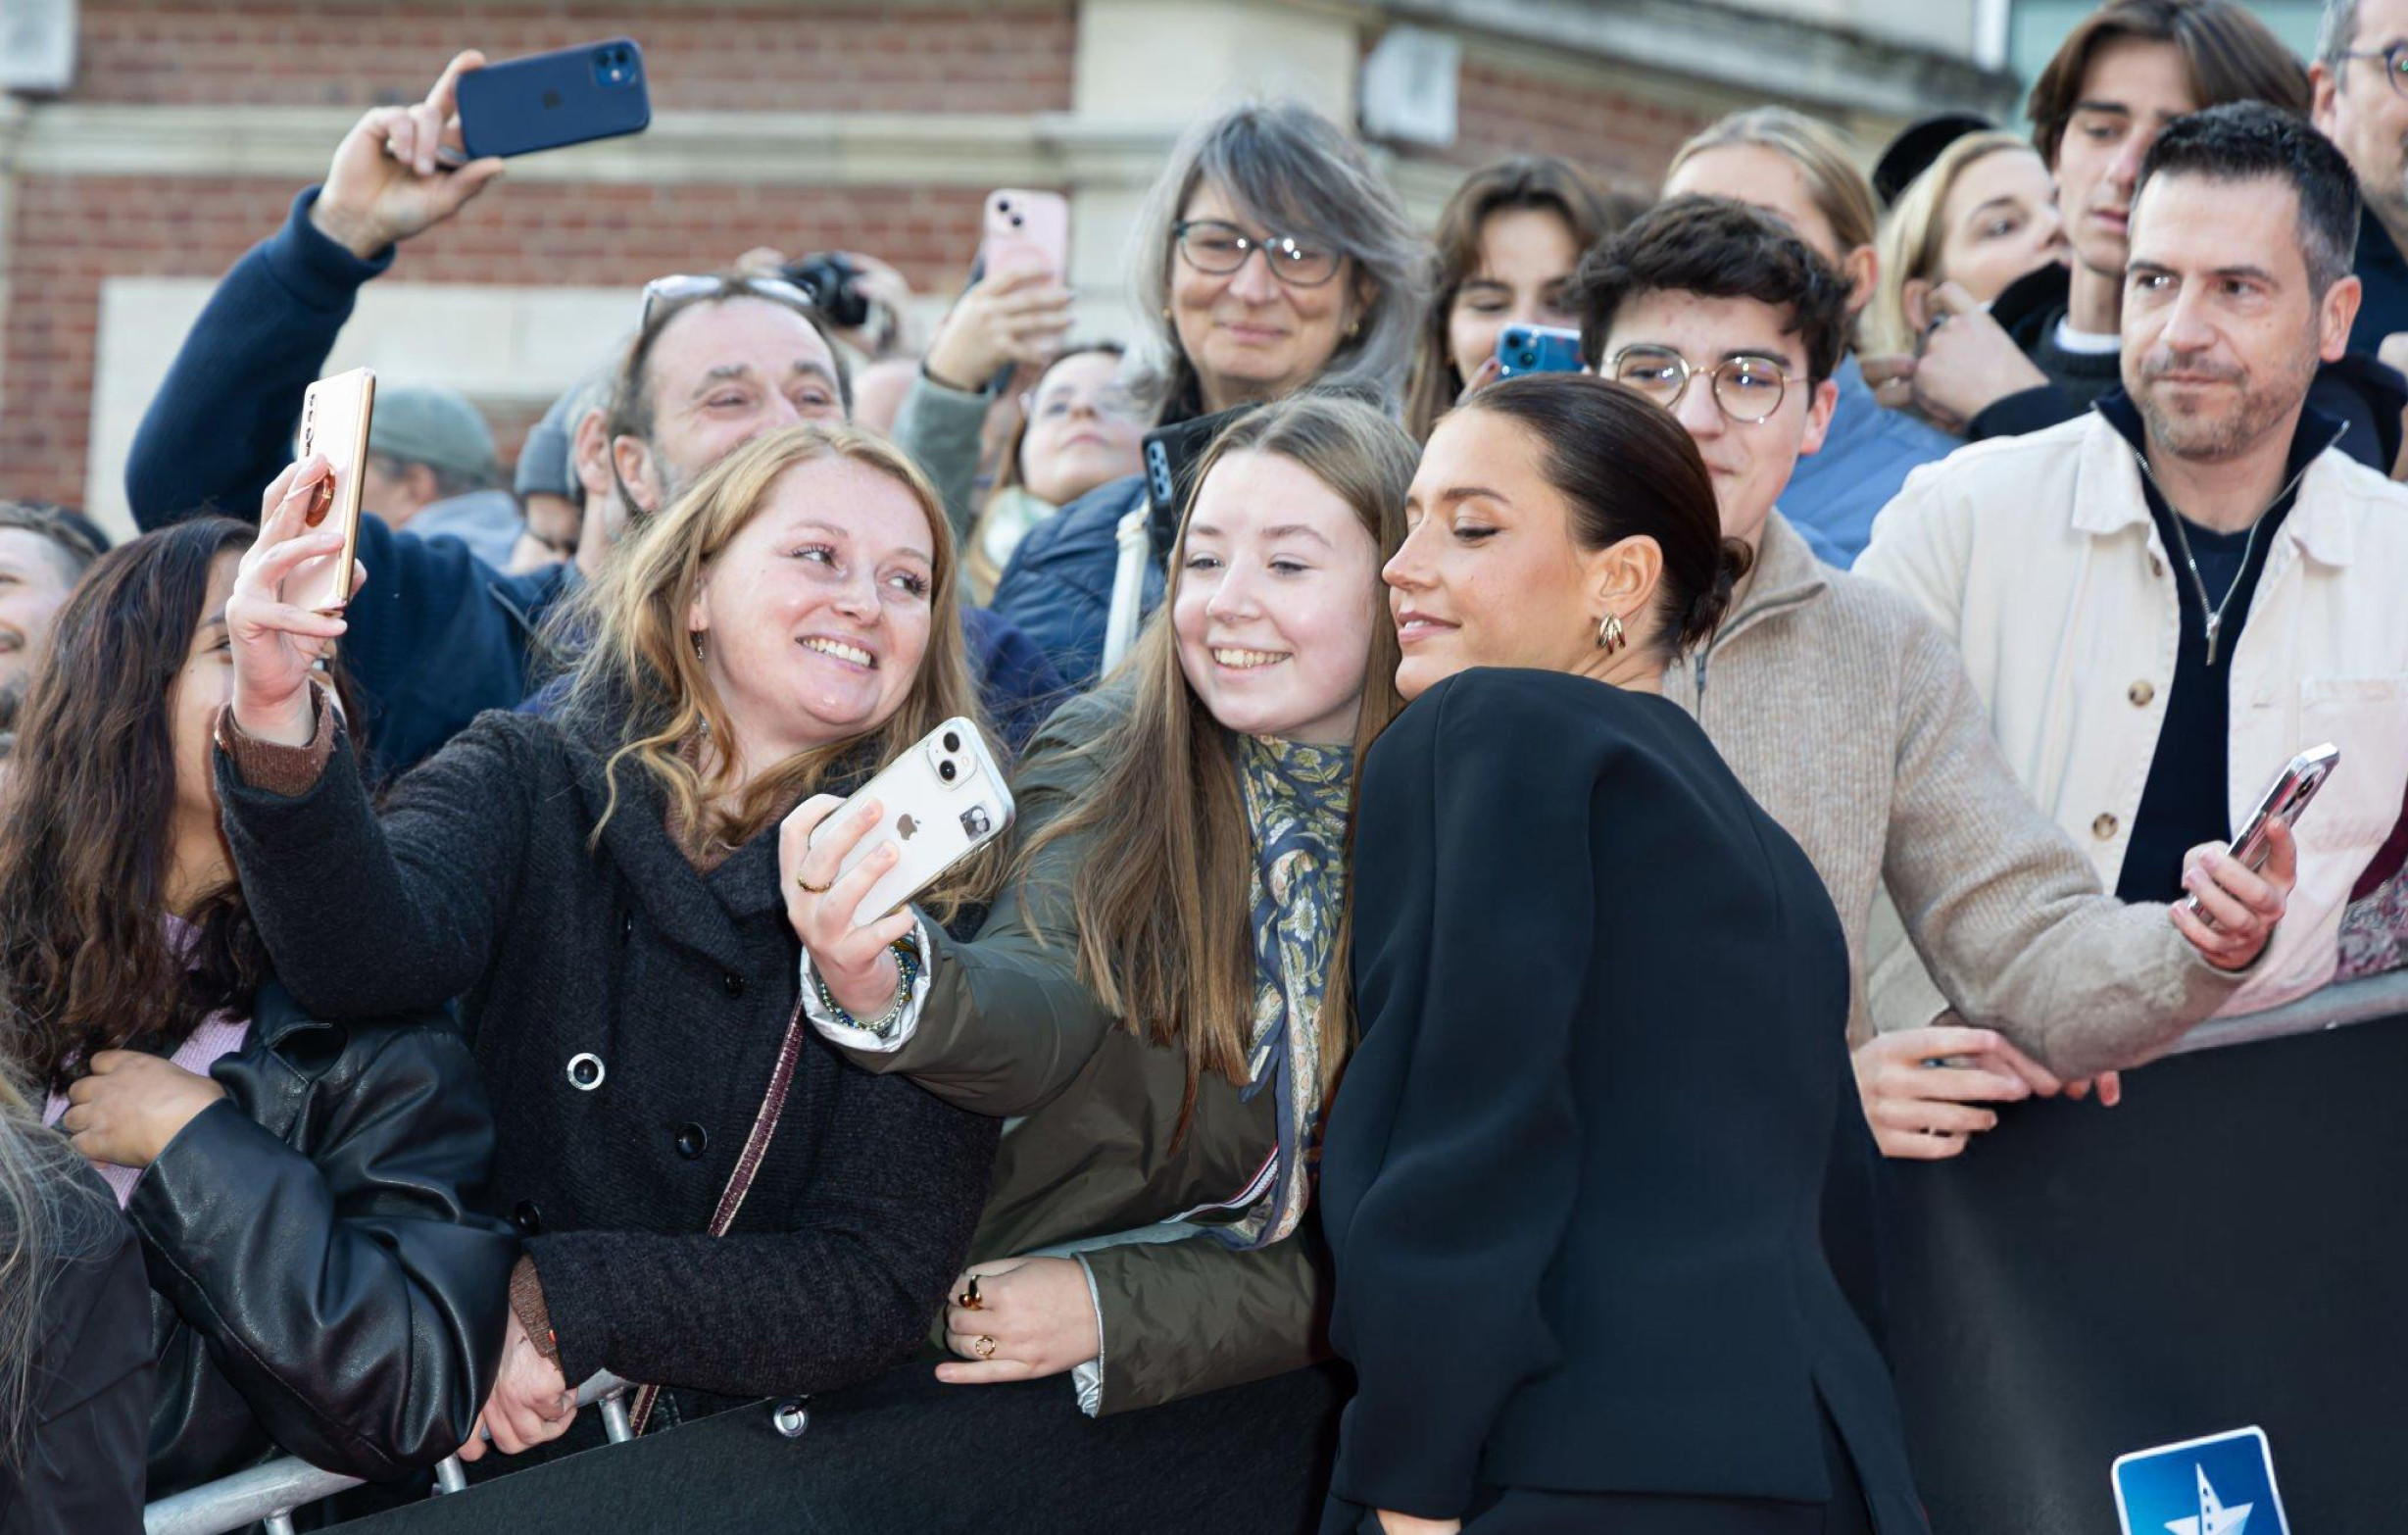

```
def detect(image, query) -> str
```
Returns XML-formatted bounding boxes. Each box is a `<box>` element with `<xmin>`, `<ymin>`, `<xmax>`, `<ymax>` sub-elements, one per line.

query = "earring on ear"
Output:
<box><xmin>1597</xmin><ymin>611</ymin><xmax>1626</xmax><ymax>656</ymax></box>
<box><xmin>1160</xmin><ymin>305</ymin><xmax>1173</xmax><ymax>322</ymax></box>
<box><xmin>691</xmin><ymin>632</ymin><xmax>707</xmax><ymax>663</ymax></box>
<box><xmin>1347</xmin><ymin>319</ymin><xmax>1362</xmax><ymax>339</ymax></box>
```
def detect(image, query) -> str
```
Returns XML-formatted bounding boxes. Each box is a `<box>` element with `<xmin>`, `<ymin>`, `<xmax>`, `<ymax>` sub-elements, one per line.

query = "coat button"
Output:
<box><xmin>721</xmin><ymin>971</ymin><xmax>745</xmax><ymax>999</ymax></box>
<box><xmin>513</xmin><ymin>1201</ymin><xmax>543</xmax><ymax>1234</ymax></box>
<box><xmin>676</xmin><ymin>1122</ymin><xmax>709</xmax><ymax>1160</ymax></box>
<box><xmin>2092</xmin><ymin>813</ymin><xmax>2120</xmax><ymax>840</ymax></box>
<box><xmin>2128</xmin><ymin>679</ymin><xmax>2155</xmax><ymax>707</ymax></box>
<box><xmin>2149</xmin><ymin>554</ymin><xmax>2165</xmax><ymax>578</ymax></box>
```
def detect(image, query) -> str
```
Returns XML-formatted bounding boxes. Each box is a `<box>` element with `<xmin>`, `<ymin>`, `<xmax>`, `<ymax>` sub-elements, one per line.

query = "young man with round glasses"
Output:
<box><xmin>1573</xmin><ymin>194</ymin><xmax>2288</xmax><ymax>1164</ymax></box>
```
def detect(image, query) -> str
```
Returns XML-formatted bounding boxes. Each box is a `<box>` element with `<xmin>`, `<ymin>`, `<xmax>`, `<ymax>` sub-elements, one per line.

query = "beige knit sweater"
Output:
<box><xmin>1661</xmin><ymin>513</ymin><xmax>2241</xmax><ymax>1077</ymax></box>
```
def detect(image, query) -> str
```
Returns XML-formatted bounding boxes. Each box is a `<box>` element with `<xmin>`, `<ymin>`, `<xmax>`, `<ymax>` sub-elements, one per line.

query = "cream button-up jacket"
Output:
<box><xmin>1859</xmin><ymin>410</ymin><xmax>2408</xmax><ymax>1016</ymax></box>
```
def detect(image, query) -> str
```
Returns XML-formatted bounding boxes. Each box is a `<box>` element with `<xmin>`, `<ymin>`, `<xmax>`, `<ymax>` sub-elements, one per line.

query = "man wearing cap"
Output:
<box><xmin>363</xmin><ymin>382</ymin><xmax>523</xmax><ymax>569</ymax></box>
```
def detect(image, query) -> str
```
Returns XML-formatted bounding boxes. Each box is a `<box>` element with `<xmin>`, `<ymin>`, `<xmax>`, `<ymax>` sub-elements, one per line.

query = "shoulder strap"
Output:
<box><xmin>626</xmin><ymin>997</ymin><xmax>811</xmax><ymax>1437</ymax></box>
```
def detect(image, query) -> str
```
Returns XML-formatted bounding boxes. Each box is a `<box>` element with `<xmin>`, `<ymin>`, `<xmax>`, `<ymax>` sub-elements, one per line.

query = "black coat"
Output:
<box><xmin>215</xmin><ymin>706</ymin><xmax>998</xmax><ymax>1435</ymax></box>
<box><xmin>0</xmin><ymin>1163</ymin><xmax>150</xmax><ymax>1535</ymax></box>
<box><xmin>133</xmin><ymin>980</ymin><xmax>517</xmax><ymax>1497</ymax></box>
<box><xmin>1318</xmin><ymin>669</ymin><xmax>1925</xmax><ymax>1530</ymax></box>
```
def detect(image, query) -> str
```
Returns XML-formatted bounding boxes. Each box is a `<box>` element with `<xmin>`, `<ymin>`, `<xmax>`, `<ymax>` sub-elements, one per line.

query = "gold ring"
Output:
<box><xmin>958</xmin><ymin>1276</ymin><xmax>983</xmax><ymax>1312</ymax></box>
<box><xmin>971</xmin><ymin>1335</ymin><xmax>997</xmax><ymax>1360</ymax></box>
<box><xmin>795</xmin><ymin>872</ymin><xmax>832</xmax><ymax>894</ymax></box>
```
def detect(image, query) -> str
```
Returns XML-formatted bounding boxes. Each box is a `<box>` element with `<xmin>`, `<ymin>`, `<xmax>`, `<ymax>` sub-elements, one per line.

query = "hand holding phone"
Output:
<box><xmin>784</xmin><ymin>720</ymin><xmax>1015</xmax><ymax>1015</ymax></box>
<box><xmin>2172</xmin><ymin>743</ymin><xmax>2330</xmax><ymax>961</ymax></box>
<box><xmin>224</xmin><ymin>455</ymin><xmax>366</xmax><ymax>748</ymax></box>
<box><xmin>313</xmin><ymin>51</ymin><xmax>508</xmax><ymax>262</ymax></box>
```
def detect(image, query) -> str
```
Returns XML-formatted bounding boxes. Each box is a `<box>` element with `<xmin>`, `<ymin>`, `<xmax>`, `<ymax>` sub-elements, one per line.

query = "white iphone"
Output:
<box><xmin>807</xmin><ymin>718</ymin><xmax>1015</xmax><ymax>921</ymax></box>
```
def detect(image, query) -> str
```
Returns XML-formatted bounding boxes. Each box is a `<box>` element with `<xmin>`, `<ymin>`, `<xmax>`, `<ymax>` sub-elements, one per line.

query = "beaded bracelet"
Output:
<box><xmin>812</xmin><ymin>938</ymin><xmax>922</xmax><ymax>1038</ymax></box>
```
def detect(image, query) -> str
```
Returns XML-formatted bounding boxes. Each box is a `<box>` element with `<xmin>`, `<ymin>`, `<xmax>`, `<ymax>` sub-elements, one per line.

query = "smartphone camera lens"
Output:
<box><xmin>1520</xmin><ymin>352</ymin><xmax>1536</xmax><ymax>368</ymax></box>
<box><xmin>939</xmin><ymin>760</ymin><xmax>958</xmax><ymax>782</ymax></box>
<box><xmin>943</xmin><ymin>731</ymin><xmax>961</xmax><ymax>753</ymax></box>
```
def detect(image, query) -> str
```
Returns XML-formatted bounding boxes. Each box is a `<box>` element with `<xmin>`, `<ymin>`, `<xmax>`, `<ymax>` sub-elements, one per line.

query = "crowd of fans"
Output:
<box><xmin>3</xmin><ymin>2</ymin><xmax>2406</xmax><ymax>1531</ymax></box>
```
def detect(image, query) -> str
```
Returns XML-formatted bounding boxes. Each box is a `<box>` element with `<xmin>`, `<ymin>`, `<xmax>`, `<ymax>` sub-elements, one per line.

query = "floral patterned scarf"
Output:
<box><xmin>1215</xmin><ymin>733</ymin><xmax>1352</xmax><ymax>1251</ymax></box>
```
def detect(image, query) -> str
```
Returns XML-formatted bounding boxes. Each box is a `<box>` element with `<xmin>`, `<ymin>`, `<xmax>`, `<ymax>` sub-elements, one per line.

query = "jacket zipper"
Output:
<box><xmin>1693</xmin><ymin>588</ymin><xmax>1821</xmax><ymax>713</ymax></box>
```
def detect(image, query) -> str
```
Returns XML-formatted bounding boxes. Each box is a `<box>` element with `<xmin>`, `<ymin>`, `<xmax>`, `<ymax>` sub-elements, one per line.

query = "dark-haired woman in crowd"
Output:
<box><xmin>213</xmin><ymin>425</ymin><xmax>1000</xmax><ymax>1471</ymax></box>
<box><xmin>0</xmin><ymin>518</ymin><xmax>514</xmax><ymax>1500</ymax></box>
<box><xmin>1320</xmin><ymin>375</ymin><xmax>1926</xmax><ymax>1535</ymax></box>
<box><xmin>992</xmin><ymin>100</ymin><xmax>1428</xmax><ymax>686</ymax></box>
<box><xmin>783</xmin><ymin>393</ymin><xmax>1412</xmax><ymax>1527</ymax></box>
<box><xmin>1401</xmin><ymin>155</ymin><xmax>1626</xmax><ymax>440</ymax></box>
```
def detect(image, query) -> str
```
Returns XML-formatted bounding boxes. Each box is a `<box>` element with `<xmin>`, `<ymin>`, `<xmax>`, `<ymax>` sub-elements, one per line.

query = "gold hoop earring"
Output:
<box><xmin>1597</xmin><ymin>612</ymin><xmax>1626</xmax><ymax>655</ymax></box>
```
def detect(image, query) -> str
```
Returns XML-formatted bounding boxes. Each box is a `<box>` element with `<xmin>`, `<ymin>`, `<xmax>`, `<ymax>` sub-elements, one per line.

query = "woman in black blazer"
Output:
<box><xmin>1319</xmin><ymin>375</ymin><xmax>1926</xmax><ymax>1535</ymax></box>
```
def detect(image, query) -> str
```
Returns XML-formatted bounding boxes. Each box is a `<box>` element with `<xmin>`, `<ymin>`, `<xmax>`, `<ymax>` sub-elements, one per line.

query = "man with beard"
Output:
<box><xmin>0</xmin><ymin>502</ymin><xmax>104</xmax><ymax>740</ymax></box>
<box><xmin>1861</xmin><ymin>103</ymin><xmax>2408</xmax><ymax>1017</ymax></box>
<box><xmin>1898</xmin><ymin>0</ymin><xmax>2405</xmax><ymax>474</ymax></box>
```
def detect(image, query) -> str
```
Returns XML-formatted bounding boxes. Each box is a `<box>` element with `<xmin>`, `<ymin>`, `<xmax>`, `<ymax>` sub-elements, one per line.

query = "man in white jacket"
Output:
<box><xmin>1862</xmin><ymin>102</ymin><xmax>2408</xmax><ymax>1016</ymax></box>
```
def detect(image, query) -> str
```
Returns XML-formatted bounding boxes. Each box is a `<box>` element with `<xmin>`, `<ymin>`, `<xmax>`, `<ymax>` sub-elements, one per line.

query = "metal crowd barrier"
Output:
<box><xmin>141</xmin><ymin>1372</ymin><xmax>632</xmax><ymax>1535</ymax></box>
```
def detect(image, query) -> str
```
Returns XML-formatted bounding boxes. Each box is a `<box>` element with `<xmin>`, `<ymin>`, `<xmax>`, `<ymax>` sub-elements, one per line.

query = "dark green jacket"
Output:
<box><xmin>827</xmin><ymin>688</ymin><xmax>1329</xmax><ymax>1412</ymax></box>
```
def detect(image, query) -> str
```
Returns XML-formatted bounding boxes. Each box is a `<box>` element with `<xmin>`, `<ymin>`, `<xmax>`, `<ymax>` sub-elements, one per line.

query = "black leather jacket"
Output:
<box><xmin>128</xmin><ymin>979</ymin><xmax>517</xmax><ymax>1498</ymax></box>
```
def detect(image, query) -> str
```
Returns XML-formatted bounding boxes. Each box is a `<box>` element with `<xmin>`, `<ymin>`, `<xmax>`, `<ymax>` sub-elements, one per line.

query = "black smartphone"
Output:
<box><xmin>1141</xmin><ymin>404</ymin><xmax>1259</xmax><ymax>554</ymax></box>
<box><xmin>457</xmin><ymin>38</ymin><xmax>652</xmax><ymax>160</ymax></box>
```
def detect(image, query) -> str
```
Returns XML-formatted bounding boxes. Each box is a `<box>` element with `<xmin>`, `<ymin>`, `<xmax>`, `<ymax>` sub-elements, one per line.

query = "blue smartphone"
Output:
<box><xmin>456</xmin><ymin>38</ymin><xmax>651</xmax><ymax>160</ymax></box>
<box><xmin>1495</xmin><ymin>323</ymin><xmax>1585</xmax><ymax>378</ymax></box>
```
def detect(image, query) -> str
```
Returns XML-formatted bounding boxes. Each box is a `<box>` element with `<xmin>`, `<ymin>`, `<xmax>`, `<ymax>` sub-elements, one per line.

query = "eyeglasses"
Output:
<box><xmin>1025</xmin><ymin>382</ymin><xmax>1142</xmax><ymax>421</ymax></box>
<box><xmin>637</xmin><ymin>273</ymin><xmax>816</xmax><ymax>332</ymax></box>
<box><xmin>1172</xmin><ymin>220</ymin><xmax>1343</xmax><ymax>288</ymax></box>
<box><xmin>2336</xmin><ymin>42</ymin><xmax>2408</xmax><ymax>98</ymax></box>
<box><xmin>1608</xmin><ymin>345</ymin><xmax>1790</xmax><ymax>424</ymax></box>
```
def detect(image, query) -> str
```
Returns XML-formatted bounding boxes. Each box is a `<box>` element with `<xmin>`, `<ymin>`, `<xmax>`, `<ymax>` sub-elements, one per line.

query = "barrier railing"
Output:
<box><xmin>134</xmin><ymin>970</ymin><xmax>2408</xmax><ymax>1534</ymax></box>
<box><xmin>141</xmin><ymin>1372</ymin><xmax>632</xmax><ymax>1535</ymax></box>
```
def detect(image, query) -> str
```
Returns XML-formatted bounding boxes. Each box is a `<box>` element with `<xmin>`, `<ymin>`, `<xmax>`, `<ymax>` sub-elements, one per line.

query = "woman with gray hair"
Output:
<box><xmin>988</xmin><ymin>99</ymin><xmax>1428</xmax><ymax>687</ymax></box>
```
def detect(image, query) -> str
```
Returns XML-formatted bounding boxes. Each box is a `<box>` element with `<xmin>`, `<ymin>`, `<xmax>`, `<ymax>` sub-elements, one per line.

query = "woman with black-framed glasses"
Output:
<box><xmin>987</xmin><ymin>100</ymin><xmax>1431</xmax><ymax>688</ymax></box>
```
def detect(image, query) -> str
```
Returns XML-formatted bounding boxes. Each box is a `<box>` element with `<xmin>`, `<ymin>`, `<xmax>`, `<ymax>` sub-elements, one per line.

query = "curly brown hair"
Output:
<box><xmin>0</xmin><ymin>519</ymin><xmax>304</xmax><ymax>1090</ymax></box>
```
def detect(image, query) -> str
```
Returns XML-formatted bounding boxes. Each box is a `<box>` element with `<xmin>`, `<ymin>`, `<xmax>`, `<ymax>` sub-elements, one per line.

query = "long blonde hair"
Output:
<box><xmin>1865</xmin><ymin>130</ymin><xmax>2036</xmax><ymax>357</ymax></box>
<box><xmin>553</xmin><ymin>423</ymin><xmax>1001</xmax><ymax>917</ymax></box>
<box><xmin>1018</xmin><ymin>393</ymin><xmax>1415</xmax><ymax>1134</ymax></box>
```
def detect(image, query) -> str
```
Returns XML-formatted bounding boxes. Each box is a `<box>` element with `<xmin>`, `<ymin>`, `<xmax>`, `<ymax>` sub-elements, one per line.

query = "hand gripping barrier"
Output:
<box><xmin>141</xmin><ymin>1372</ymin><xmax>633</xmax><ymax>1535</ymax></box>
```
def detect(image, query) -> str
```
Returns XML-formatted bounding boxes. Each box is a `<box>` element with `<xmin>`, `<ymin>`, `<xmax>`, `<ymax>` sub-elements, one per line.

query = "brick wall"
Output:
<box><xmin>70</xmin><ymin>0</ymin><xmax>1077</xmax><ymax>114</ymax></box>
<box><xmin>1450</xmin><ymin>54</ymin><xmax>1718</xmax><ymax>195</ymax></box>
<box><xmin>1</xmin><ymin>0</ymin><xmax>1068</xmax><ymax>509</ymax></box>
<box><xmin>0</xmin><ymin>173</ymin><xmax>990</xmax><ymax>507</ymax></box>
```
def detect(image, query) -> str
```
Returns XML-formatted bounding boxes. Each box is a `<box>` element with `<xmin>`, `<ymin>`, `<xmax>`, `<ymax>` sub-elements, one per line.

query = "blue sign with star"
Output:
<box><xmin>2113</xmin><ymin>1426</ymin><xmax>2289</xmax><ymax>1535</ymax></box>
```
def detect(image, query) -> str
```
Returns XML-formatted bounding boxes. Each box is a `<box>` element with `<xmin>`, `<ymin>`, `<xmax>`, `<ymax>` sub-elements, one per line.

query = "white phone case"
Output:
<box><xmin>807</xmin><ymin>718</ymin><xmax>1015</xmax><ymax>922</ymax></box>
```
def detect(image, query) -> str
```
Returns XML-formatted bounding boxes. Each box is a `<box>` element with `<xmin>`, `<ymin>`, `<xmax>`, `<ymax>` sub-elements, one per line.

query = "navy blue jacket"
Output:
<box><xmin>2349</xmin><ymin>215</ymin><xmax>2408</xmax><ymax>358</ymax></box>
<box><xmin>127</xmin><ymin>189</ymin><xmax>1066</xmax><ymax>770</ymax></box>
<box><xmin>989</xmin><ymin>471</ymin><xmax>1155</xmax><ymax>690</ymax></box>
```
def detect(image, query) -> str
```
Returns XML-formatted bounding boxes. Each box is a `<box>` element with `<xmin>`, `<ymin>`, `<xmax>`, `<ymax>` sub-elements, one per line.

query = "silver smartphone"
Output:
<box><xmin>806</xmin><ymin>718</ymin><xmax>1015</xmax><ymax>921</ymax></box>
<box><xmin>2181</xmin><ymin>742</ymin><xmax>2339</xmax><ymax>927</ymax></box>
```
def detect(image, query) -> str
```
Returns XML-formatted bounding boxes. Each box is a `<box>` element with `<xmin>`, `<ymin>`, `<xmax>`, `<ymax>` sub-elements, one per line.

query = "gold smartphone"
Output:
<box><xmin>289</xmin><ymin>367</ymin><xmax>375</xmax><ymax>614</ymax></box>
